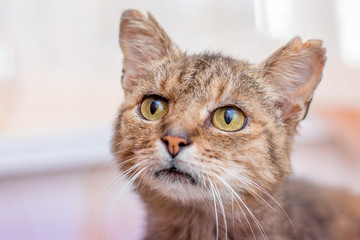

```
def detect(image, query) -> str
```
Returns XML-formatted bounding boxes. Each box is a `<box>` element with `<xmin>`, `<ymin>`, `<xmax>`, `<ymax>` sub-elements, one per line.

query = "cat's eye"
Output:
<box><xmin>212</xmin><ymin>107</ymin><xmax>246</xmax><ymax>131</ymax></box>
<box><xmin>140</xmin><ymin>96</ymin><xmax>169</xmax><ymax>121</ymax></box>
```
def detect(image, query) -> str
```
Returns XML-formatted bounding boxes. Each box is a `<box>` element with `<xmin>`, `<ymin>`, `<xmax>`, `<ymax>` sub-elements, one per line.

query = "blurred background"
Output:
<box><xmin>0</xmin><ymin>0</ymin><xmax>359</xmax><ymax>239</ymax></box>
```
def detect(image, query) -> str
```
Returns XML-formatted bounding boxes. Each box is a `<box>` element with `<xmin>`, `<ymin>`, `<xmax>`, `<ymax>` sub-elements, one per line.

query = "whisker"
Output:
<box><xmin>221</xmin><ymin>163</ymin><xmax>295</xmax><ymax>232</ymax></box>
<box><xmin>210</xmin><ymin>171</ymin><xmax>256</xmax><ymax>240</ymax></box>
<box><xmin>240</xmin><ymin>175</ymin><xmax>296</xmax><ymax>232</ymax></box>
<box><xmin>211</xmin><ymin>172</ymin><xmax>268</xmax><ymax>240</ymax></box>
<box><xmin>106</xmin><ymin>164</ymin><xmax>148</xmax><ymax>240</ymax></box>
<box><xmin>232</xmin><ymin>192</ymin><xmax>257</xmax><ymax>240</ymax></box>
<box><xmin>220</xmin><ymin>163</ymin><xmax>295</xmax><ymax>231</ymax></box>
<box><xmin>208</xmin><ymin>177</ymin><xmax>219</xmax><ymax>240</ymax></box>
<box><xmin>83</xmin><ymin>160</ymin><xmax>144</xmax><ymax>220</ymax></box>
<box><xmin>216</xmin><ymin>165</ymin><xmax>275</xmax><ymax>211</ymax></box>
<box><xmin>92</xmin><ymin>160</ymin><xmax>146</xmax><ymax>239</ymax></box>
<box><xmin>213</xmin><ymin>180</ymin><xmax>228</xmax><ymax>240</ymax></box>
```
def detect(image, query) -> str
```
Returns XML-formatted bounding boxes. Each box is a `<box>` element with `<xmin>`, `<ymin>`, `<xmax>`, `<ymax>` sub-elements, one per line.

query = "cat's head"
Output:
<box><xmin>112</xmin><ymin>10</ymin><xmax>326</xmax><ymax>204</ymax></box>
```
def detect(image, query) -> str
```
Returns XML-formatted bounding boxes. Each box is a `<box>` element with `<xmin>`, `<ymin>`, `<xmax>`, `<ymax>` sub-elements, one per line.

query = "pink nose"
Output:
<box><xmin>161</xmin><ymin>135</ymin><xmax>188</xmax><ymax>157</ymax></box>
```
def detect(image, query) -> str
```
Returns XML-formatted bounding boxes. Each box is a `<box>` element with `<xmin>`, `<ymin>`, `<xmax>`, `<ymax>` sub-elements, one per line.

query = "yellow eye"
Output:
<box><xmin>140</xmin><ymin>96</ymin><xmax>168</xmax><ymax>121</ymax></box>
<box><xmin>212</xmin><ymin>107</ymin><xmax>246</xmax><ymax>131</ymax></box>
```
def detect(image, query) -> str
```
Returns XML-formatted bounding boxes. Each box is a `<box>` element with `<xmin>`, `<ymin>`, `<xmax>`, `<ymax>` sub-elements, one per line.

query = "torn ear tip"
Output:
<box><xmin>304</xmin><ymin>39</ymin><xmax>323</xmax><ymax>48</ymax></box>
<box><xmin>290</xmin><ymin>37</ymin><xmax>324</xmax><ymax>51</ymax></box>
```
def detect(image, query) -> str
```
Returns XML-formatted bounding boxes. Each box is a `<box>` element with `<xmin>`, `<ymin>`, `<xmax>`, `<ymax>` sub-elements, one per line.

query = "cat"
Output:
<box><xmin>112</xmin><ymin>9</ymin><xmax>360</xmax><ymax>240</ymax></box>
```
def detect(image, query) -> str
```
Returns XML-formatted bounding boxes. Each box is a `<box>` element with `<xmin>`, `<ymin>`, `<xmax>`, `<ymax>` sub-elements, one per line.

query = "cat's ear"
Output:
<box><xmin>261</xmin><ymin>37</ymin><xmax>326</xmax><ymax>125</ymax></box>
<box><xmin>119</xmin><ymin>10</ymin><xmax>180</xmax><ymax>90</ymax></box>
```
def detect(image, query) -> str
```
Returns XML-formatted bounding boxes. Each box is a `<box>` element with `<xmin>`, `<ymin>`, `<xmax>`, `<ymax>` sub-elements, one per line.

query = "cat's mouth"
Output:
<box><xmin>155</xmin><ymin>167</ymin><xmax>196</xmax><ymax>185</ymax></box>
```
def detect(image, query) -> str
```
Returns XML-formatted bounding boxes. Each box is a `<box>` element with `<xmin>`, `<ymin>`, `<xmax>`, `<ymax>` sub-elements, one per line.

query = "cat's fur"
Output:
<box><xmin>112</xmin><ymin>10</ymin><xmax>360</xmax><ymax>240</ymax></box>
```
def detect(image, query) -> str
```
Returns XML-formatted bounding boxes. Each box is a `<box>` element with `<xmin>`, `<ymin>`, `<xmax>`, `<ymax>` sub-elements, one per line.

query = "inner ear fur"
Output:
<box><xmin>119</xmin><ymin>10</ymin><xmax>180</xmax><ymax>90</ymax></box>
<box><xmin>261</xmin><ymin>37</ymin><xmax>326</xmax><ymax>125</ymax></box>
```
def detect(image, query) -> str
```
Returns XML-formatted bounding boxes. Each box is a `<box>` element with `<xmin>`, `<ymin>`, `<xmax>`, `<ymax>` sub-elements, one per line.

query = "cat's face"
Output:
<box><xmin>112</xmin><ymin>10</ymin><xmax>326</xmax><ymax>204</ymax></box>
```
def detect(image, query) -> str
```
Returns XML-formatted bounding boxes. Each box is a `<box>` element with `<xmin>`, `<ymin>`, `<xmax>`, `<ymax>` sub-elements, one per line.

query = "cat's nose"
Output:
<box><xmin>161</xmin><ymin>135</ymin><xmax>190</xmax><ymax>157</ymax></box>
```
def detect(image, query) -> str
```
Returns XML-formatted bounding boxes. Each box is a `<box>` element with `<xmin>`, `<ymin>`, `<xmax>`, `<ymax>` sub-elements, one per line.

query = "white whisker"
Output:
<box><xmin>208</xmin><ymin>177</ymin><xmax>219</xmax><ymax>240</ymax></box>
<box><xmin>83</xmin><ymin>160</ymin><xmax>145</xmax><ymax>220</ymax></box>
<box><xmin>211</xmin><ymin>172</ymin><xmax>268</xmax><ymax>240</ymax></box>
<box><xmin>106</xmin><ymin>165</ymin><xmax>148</xmax><ymax>240</ymax></box>
<box><xmin>213</xmin><ymin>180</ymin><xmax>228</xmax><ymax>240</ymax></box>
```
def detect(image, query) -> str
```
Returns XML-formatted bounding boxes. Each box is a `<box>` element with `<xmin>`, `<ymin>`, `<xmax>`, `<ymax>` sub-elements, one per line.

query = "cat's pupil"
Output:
<box><xmin>150</xmin><ymin>100</ymin><xmax>159</xmax><ymax>115</ymax></box>
<box><xmin>224</xmin><ymin>108</ymin><xmax>233</xmax><ymax>124</ymax></box>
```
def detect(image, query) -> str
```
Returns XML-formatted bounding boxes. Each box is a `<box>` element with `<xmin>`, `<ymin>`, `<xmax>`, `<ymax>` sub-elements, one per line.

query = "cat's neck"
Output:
<box><xmin>139</xmin><ymin>186</ymin><xmax>289</xmax><ymax>240</ymax></box>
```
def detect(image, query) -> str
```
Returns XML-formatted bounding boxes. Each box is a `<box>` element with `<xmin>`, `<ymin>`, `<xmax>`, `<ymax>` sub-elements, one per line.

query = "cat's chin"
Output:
<box><xmin>144</xmin><ymin>167</ymin><xmax>211</xmax><ymax>203</ymax></box>
<box><xmin>155</xmin><ymin>167</ymin><xmax>196</xmax><ymax>185</ymax></box>
<box><xmin>149</xmin><ymin>183</ymin><xmax>208</xmax><ymax>203</ymax></box>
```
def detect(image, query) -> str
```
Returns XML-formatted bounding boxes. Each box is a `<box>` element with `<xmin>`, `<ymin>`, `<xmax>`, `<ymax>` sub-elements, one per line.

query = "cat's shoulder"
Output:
<box><xmin>281</xmin><ymin>176</ymin><xmax>360</xmax><ymax>239</ymax></box>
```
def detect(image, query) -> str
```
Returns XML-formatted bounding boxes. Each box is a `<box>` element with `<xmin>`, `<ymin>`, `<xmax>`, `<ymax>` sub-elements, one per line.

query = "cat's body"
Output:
<box><xmin>112</xmin><ymin>10</ymin><xmax>360</xmax><ymax>239</ymax></box>
<box><xmin>140</xmin><ymin>178</ymin><xmax>360</xmax><ymax>240</ymax></box>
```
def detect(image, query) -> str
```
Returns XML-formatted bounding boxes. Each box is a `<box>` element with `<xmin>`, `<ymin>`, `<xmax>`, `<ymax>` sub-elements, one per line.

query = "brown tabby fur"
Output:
<box><xmin>112</xmin><ymin>10</ymin><xmax>360</xmax><ymax>240</ymax></box>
